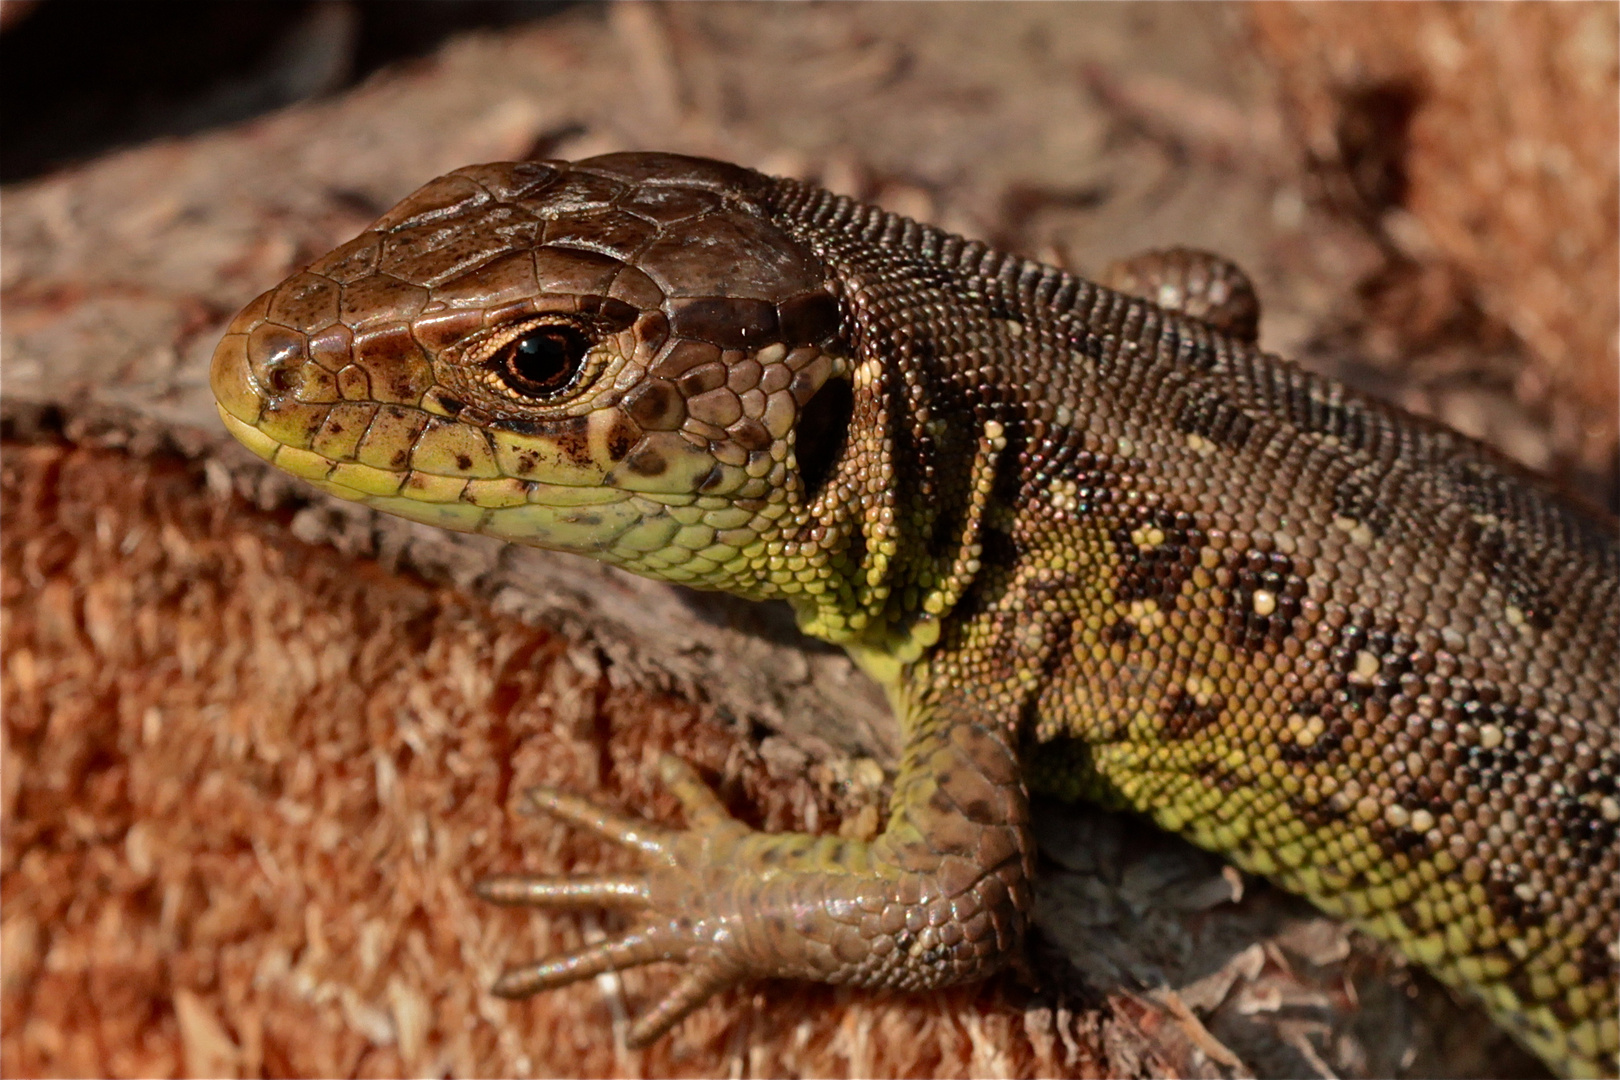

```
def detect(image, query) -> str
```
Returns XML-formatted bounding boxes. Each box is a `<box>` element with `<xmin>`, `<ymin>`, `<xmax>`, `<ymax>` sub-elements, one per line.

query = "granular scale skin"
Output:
<box><xmin>209</xmin><ymin>152</ymin><xmax>1619</xmax><ymax>1077</ymax></box>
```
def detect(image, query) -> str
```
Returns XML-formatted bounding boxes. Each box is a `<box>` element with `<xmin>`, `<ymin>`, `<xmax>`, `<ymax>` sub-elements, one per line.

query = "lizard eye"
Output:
<box><xmin>489</xmin><ymin>324</ymin><xmax>592</xmax><ymax>398</ymax></box>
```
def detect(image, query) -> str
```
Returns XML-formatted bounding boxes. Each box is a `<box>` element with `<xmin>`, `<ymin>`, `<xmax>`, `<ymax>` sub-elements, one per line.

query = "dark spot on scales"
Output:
<box><xmin>1162</xmin><ymin>689</ymin><xmax>1225</xmax><ymax>738</ymax></box>
<box><xmin>1173</xmin><ymin>389</ymin><xmax>1252</xmax><ymax>450</ymax></box>
<box><xmin>553</xmin><ymin>415</ymin><xmax>594</xmax><ymax>468</ymax></box>
<box><xmin>697</xmin><ymin>463</ymin><xmax>726</xmax><ymax>492</ymax></box>
<box><xmin>1278</xmin><ymin>709</ymin><xmax>1348</xmax><ymax>765</ymax></box>
<box><xmin>1282</xmin><ymin>384</ymin><xmax>1400</xmax><ymax>458</ymax></box>
<box><xmin>958</xmin><ymin>797</ymin><xmax>996</xmax><ymax>823</ymax></box>
<box><xmin>1165</xmin><ymin>327</ymin><xmax>1221</xmax><ymax>371</ymax></box>
<box><xmin>728</xmin><ymin>418</ymin><xmax>772</xmax><ymax>452</ymax></box>
<box><xmin>626</xmin><ymin>448</ymin><xmax>667</xmax><ymax>477</ymax></box>
<box><xmin>1218</xmin><ymin>547</ymin><xmax>1308</xmax><ymax>652</ymax></box>
<box><xmin>678</xmin><ymin>362</ymin><xmax>727</xmax><ymax>397</ymax></box>
<box><xmin>605</xmin><ymin>414</ymin><xmax>638</xmax><ymax>462</ymax></box>
<box><xmin>1484</xmin><ymin>865</ymin><xmax>1552</xmax><ymax>930</ymax></box>
<box><xmin>1287</xmin><ymin>792</ymin><xmax>1349</xmax><ymax>829</ymax></box>
<box><xmin>455</xmin><ymin>454</ymin><xmax>473</xmax><ymax>471</ymax></box>
<box><xmin>1332</xmin><ymin>472</ymin><xmax>1395</xmax><ymax>539</ymax></box>
<box><xmin>1194</xmin><ymin>760</ymin><xmax>1241</xmax><ymax>794</ymax></box>
<box><xmin>1112</xmin><ymin>507</ymin><xmax>1203</xmax><ymax>612</ymax></box>
<box><xmin>1456</xmin><ymin>500</ymin><xmax>1561</xmax><ymax>631</ymax></box>
<box><xmin>1580</xmin><ymin>935</ymin><xmax>1616</xmax><ymax>986</ymax></box>
<box><xmin>624</xmin><ymin>380</ymin><xmax>685</xmax><ymax>430</ymax></box>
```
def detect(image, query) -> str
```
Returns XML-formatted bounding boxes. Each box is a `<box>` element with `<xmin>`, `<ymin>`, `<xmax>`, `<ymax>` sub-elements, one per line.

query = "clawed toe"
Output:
<box><xmin>519</xmin><ymin>784</ymin><xmax>675</xmax><ymax>858</ymax></box>
<box><xmin>489</xmin><ymin>928</ymin><xmax>685</xmax><ymax>997</ymax></box>
<box><xmin>625</xmin><ymin>962</ymin><xmax>736</xmax><ymax>1047</ymax></box>
<box><xmin>475</xmin><ymin>873</ymin><xmax>650</xmax><ymax>907</ymax></box>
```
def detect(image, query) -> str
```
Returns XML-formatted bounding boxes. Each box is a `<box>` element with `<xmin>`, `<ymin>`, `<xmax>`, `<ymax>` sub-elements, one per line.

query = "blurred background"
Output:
<box><xmin>3</xmin><ymin>3</ymin><xmax>1615</xmax><ymax>1078</ymax></box>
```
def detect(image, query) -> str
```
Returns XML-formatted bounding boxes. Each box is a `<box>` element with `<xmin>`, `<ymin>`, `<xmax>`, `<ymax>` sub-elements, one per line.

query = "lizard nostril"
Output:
<box><xmin>264</xmin><ymin>364</ymin><xmax>299</xmax><ymax>396</ymax></box>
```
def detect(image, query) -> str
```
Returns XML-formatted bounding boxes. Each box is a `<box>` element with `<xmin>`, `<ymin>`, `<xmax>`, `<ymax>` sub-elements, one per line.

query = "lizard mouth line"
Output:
<box><xmin>215</xmin><ymin>403</ymin><xmax>624</xmax><ymax>496</ymax></box>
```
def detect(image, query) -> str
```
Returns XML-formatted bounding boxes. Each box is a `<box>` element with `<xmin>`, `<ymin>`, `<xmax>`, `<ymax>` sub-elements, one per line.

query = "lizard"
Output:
<box><xmin>208</xmin><ymin>152</ymin><xmax>1618</xmax><ymax>1077</ymax></box>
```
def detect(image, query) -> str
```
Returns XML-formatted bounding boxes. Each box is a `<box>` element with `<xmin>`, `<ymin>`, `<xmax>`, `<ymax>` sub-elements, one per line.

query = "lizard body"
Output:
<box><xmin>210</xmin><ymin>153</ymin><xmax>1619</xmax><ymax>1076</ymax></box>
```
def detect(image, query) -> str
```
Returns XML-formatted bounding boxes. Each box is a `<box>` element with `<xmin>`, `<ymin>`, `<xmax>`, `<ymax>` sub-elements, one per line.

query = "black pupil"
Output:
<box><xmin>497</xmin><ymin>325</ymin><xmax>588</xmax><ymax>396</ymax></box>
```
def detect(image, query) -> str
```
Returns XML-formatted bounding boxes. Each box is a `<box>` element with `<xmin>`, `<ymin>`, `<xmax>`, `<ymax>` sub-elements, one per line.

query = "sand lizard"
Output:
<box><xmin>209</xmin><ymin>152</ymin><xmax>1618</xmax><ymax>1076</ymax></box>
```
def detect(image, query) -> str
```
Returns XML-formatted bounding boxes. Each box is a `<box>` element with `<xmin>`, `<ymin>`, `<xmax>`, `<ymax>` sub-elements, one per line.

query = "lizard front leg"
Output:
<box><xmin>477</xmin><ymin>696</ymin><xmax>1034</xmax><ymax>1046</ymax></box>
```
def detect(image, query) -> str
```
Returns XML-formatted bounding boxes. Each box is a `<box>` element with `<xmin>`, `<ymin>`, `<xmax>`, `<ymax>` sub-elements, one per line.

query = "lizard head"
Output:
<box><xmin>211</xmin><ymin>154</ymin><xmax>866</xmax><ymax>600</ymax></box>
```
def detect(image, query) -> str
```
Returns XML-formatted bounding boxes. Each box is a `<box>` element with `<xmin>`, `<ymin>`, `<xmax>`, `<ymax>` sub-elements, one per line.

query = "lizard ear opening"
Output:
<box><xmin>795</xmin><ymin>376</ymin><xmax>853</xmax><ymax>502</ymax></box>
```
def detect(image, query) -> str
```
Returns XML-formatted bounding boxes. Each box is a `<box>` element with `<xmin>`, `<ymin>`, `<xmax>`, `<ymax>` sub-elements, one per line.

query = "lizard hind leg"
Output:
<box><xmin>1102</xmin><ymin>246</ymin><xmax>1262</xmax><ymax>342</ymax></box>
<box><xmin>475</xmin><ymin>707</ymin><xmax>1036</xmax><ymax>1046</ymax></box>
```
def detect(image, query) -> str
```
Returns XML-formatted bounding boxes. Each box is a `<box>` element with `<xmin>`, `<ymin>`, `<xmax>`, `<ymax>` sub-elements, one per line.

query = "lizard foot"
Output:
<box><xmin>476</xmin><ymin>753</ymin><xmax>1029</xmax><ymax>1046</ymax></box>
